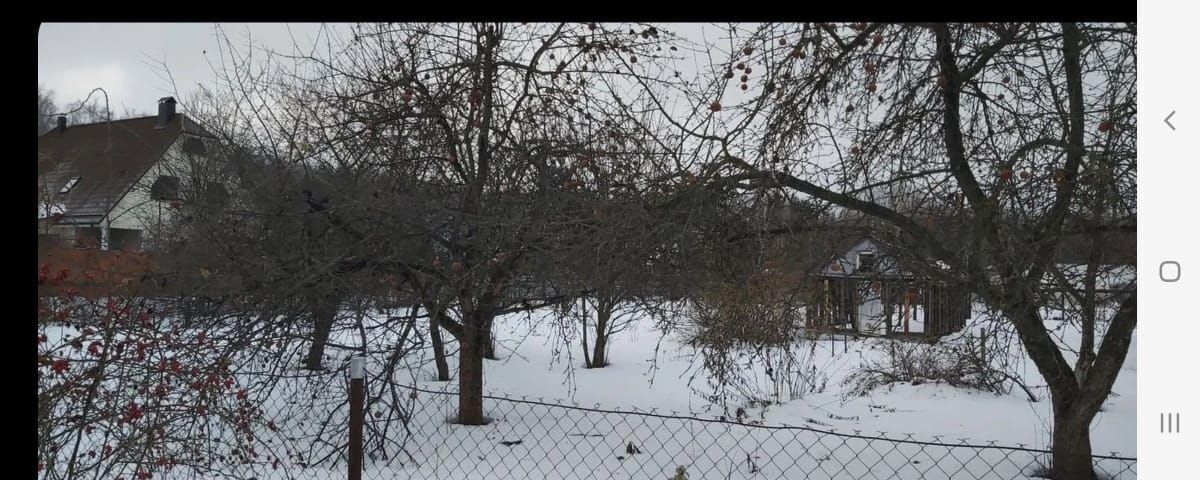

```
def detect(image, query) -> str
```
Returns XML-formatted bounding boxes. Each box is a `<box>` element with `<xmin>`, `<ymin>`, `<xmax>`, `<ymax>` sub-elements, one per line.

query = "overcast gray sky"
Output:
<box><xmin>38</xmin><ymin>23</ymin><xmax>331</xmax><ymax>115</ymax></box>
<box><xmin>38</xmin><ymin>23</ymin><xmax>740</xmax><ymax>118</ymax></box>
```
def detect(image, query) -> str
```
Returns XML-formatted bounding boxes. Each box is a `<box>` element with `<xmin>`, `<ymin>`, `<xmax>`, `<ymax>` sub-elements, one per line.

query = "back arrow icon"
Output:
<box><xmin>1165</xmin><ymin>111</ymin><xmax>1176</xmax><ymax>130</ymax></box>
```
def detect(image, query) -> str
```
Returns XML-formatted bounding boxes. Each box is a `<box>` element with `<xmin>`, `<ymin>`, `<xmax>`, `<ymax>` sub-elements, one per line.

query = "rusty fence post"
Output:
<box><xmin>349</xmin><ymin>356</ymin><xmax>365</xmax><ymax>480</ymax></box>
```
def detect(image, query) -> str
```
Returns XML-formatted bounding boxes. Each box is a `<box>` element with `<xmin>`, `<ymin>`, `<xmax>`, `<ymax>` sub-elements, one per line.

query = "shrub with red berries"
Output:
<box><xmin>38</xmin><ymin>292</ymin><xmax>277</xmax><ymax>478</ymax></box>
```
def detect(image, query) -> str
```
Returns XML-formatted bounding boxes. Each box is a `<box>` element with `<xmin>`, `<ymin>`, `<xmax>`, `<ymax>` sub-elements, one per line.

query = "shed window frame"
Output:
<box><xmin>857</xmin><ymin>250</ymin><xmax>877</xmax><ymax>272</ymax></box>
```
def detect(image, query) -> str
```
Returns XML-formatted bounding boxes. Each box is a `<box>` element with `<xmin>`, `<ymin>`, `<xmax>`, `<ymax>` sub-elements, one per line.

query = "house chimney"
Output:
<box><xmin>155</xmin><ymin>97</ymin><xmax>176</xmax><ymax>129</ymax></box>
<box><xmin>56</xmin><ymin>115</ymin><xmax>67</xmax><ymax>133</ymax></box>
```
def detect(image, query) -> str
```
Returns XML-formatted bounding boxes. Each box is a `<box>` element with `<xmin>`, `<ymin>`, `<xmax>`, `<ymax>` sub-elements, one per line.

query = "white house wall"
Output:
<box><xmin>105</xmin><ymin>134</ymin><xmax>196</xmax><ymax>232</ymax></box>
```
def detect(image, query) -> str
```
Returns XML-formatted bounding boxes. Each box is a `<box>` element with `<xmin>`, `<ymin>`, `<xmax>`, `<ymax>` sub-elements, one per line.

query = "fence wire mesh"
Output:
<box><xmin>232</xmin><ymin>384</ymin><xmax>1136</xmax><ymax>480</ymax></box>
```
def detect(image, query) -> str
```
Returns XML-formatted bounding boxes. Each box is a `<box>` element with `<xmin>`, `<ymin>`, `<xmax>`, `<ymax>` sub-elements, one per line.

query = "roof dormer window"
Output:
<box><xmin>59</xmin><ymin>177</ymin><xmax>80</xmax><ymax>194</ymax></box>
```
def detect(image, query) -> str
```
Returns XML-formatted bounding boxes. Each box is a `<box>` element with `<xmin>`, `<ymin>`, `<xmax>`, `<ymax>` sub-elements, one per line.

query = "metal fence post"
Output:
<box><xmin>349</xmin><ymin>356</ymin><xmax>365</xmax><ymax>480</ymax></box>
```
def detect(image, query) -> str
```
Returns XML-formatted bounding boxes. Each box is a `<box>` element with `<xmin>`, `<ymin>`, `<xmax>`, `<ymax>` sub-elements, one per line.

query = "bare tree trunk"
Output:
<box><xmin>411</xmin><ymin>277</ymin><xmax>454</xmax><ymax>381</ymax></box>
<box><xmin>430</xmin><ymin>309</ymin><xmax>451</xmax><ymax>382</ymax></box>
<box><xmin>1076</xmin><ymin>136</ymin><xmax>1112</xmax><ymax>386</ymax></box>
<box><xmin>482</xmin><ymin>327</ymin><xmax>497</xmax><ymax>360</ymax></box>
<box><xmin>883</xmin><ymin>288</ymin><xmax>894</xmax><ymax>335</ymax></box>
<box><xmin>1076</xmin><ymin>245</ymin><xmax>1100</xmax><ymax>387</ymax></box>
<box><xmin>590</xmin><ymin>296</ymin><xmax>613</xmax><ymax>368</ymax></box>
<box><xmin>1006</xmin><ymin>292</ymin><xmax>1135</xmax><ymax>480</ymax></box>
<box><xmin>304</xmin><ymin>293</ymin><xmax>339</xmax><ymax>370</ymax></box>
<box><xmin>457</xmin><ymin>331</ymin><xmax>485</xmax><ymax>424</ymax></box>
<box><xmin>457</xmin><ymin>307</ymin><xmax>494</xmax><ymax>425</ymax></box>
<box><xmin>591</xmin><ymin>327</ymin><xmax>608</xmax><ymax>368</ymax></box>
<box><xmin>1051</xmin><ymin>405</ymin><xmax>1096</xmax><ymax>480</ymax></box>
<box><xmin>580</xmin><ymin>297</ymin><xmax>592</xmax><ymax>368</ymax></box>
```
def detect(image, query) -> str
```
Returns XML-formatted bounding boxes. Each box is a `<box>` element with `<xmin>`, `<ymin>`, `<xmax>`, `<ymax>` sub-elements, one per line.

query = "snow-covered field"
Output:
<box><xmin>322</xmin><ymin>302</ymin><xmax>1135</xmax><ymax>479</ymax></box>
<box><xmin>440</xmin><ymin>306</ymin><xmax>1135</xmax><ymax>452</ymax></box>
<box><xmin>39</xmin><ymin>300</ymin><xmax>1136</xmax><ymax>479</ymax></box>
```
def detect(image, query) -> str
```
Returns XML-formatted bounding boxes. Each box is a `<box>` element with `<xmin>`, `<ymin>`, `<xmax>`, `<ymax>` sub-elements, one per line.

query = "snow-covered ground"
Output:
<box><xmin>440</xmin><ymin>306</ymin><xmax>1135</xmax><ymax>453</ymax></box>
<box><xmin>39</xmin><ymin>299</ymin><xmax>1136</xmax><ymax>479</ymax></box>
<box><xmin>328</xmin><ymin>302</ymin><xmax>1135</xmax><ymax>479</ymax></box>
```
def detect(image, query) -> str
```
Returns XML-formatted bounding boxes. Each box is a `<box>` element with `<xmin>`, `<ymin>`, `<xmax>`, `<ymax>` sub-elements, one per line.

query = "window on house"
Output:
<box><xmin>59</xmin><ymin>177</ymin><xmax>80</xmax><ymax>194</ymax></box>
<box><xmin>109</xmin><ymin>228</ymin><xmax>143</xmax><ymax>251</ymax></box>
<box><xmin>182</xmin><ymin>137</ymin><xmax>207</xmax><ymax>155</ymax></box>
<box><xmin>150</xmin><ymin>175</ymin><xmax>182</xmax><ymax>201</ymax></box>
<box><xmin>857</xmin><ymin>251</ymin><xmax>876</xmax><ymax>272</ymax></box>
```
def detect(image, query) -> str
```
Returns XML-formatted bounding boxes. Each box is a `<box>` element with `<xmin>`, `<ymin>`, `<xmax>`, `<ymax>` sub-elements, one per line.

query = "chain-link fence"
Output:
<box><xmin>240</xmin><ymin>382</ymin><xmax>1136</xmax><ymax>480</ymax></box>
<box><xmin>34</xmin><ymin>322</ymin><xmax>1135</xmax><ymax>480</ymax></box>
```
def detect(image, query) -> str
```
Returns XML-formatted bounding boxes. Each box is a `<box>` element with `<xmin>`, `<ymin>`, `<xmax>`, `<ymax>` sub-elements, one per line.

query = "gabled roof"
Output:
<box><xmin>818</xmin><ymin>237</ymin><xmax>894</xmax><ymax>277</ymax></box>
<box><xmin>37</xmin><ymin>114</ymin><xmax>206</xmax><ymax>225</ymax></box>
<box><xmin>816</xmin><ymin>234</ymin><xmax>938</xmax><ymax>279</ymax></box>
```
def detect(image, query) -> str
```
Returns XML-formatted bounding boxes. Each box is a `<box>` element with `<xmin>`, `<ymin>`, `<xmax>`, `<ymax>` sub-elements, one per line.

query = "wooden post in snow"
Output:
<box><xmin>348</xmin><ymin>357</ymin><xmax>365</xmax><ymax>480</ymax></box>
<box><xmin>903</xmin><ymin>289</ymin><xmax>914</xmax><ymax>334</ymax></box>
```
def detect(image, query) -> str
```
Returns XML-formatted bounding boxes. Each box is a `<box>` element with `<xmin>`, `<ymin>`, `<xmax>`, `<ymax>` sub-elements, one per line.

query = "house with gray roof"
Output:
<box><xmin>37</xmin><ymin>97</ymin><xmax>214</xmax><ymax>250</ymax></box>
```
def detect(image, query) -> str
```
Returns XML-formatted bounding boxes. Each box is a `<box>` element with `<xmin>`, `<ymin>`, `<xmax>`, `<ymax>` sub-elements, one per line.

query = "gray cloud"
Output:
<box><xmin>38</xmin><ymin>22</ymin><xmax>736</xmax><ymax>121</ymax></box>
<box><xmin>38</xmin><ymin>23</ymin><xmax>330</xmax><ymax>115</ymax></box>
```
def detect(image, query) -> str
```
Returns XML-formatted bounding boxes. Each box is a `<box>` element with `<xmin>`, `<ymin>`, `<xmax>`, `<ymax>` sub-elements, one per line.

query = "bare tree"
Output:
<box><xmin>189</xmin><ymin>22</ymin><xmax>692</xmax><ymax>426</ymax></box>
<box><xmin>38</xmin><ymin>85</ymin><xmax>151</xmax><ymax>136</ymax></box>
<box><xmin>38</xmin><ymin>84</ymin><xmax>59</xmax><ymax>135</ymax></box>
<box><xmin>661</xmin><ymin>22</ymin><xmax>1134</xmax><ymax>479</ymax></box>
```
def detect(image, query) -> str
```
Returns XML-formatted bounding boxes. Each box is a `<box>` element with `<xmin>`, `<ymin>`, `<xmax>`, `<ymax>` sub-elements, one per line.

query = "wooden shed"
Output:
<box><xmin>806</xmin><ymin>237</ymin><xmax>971</xmax><ymax>339</ymax></box>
